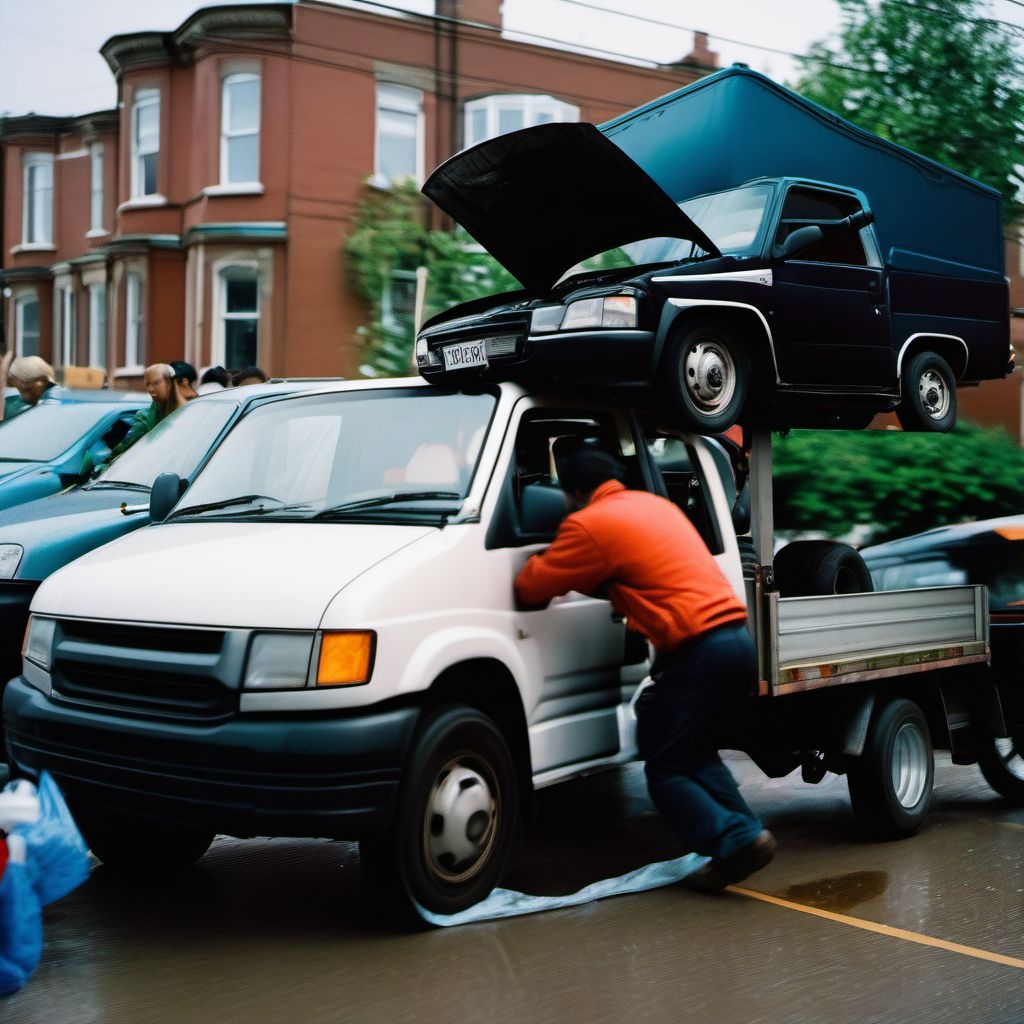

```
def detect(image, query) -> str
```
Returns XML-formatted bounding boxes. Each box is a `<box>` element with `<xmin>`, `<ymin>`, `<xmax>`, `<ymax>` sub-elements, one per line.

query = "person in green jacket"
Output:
<box><xmin>2</xmin><ymin>356</ymin><xmax>58</xmax><ymax>421</ymax></box>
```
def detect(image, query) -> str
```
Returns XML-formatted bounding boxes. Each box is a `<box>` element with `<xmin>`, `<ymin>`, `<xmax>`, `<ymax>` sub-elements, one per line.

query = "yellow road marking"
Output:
<box><xmin>729</xmin><ymin>885</ymin><xmax>1024</xmax><ymax>970</ymax></box>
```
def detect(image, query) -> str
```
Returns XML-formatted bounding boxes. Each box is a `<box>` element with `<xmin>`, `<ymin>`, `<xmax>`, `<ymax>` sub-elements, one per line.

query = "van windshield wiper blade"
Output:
<box><xmin>170</xmin><ymin>493</ymin><xmax>289</xmax><ymax>519</ymax></box>
<box><xmin>87</xmin><ymin>480</ymin><xmax>151</xmax><ymax>492</ymax></box>
<box><xmin>313</xmin><ymin>491</ymin><xmax>462</xmax><ymax>519</ymax></box>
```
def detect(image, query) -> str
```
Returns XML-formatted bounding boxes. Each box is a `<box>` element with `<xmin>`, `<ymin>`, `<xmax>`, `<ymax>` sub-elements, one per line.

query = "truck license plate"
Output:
<box><xmin>442</xmin><ymin>339</ymin><xmax>488</xmax><ymax>371</ymax></box>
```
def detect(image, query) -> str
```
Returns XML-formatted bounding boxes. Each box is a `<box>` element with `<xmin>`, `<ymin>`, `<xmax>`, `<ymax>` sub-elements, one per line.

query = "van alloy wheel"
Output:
<box><xmin>896</xmin><ymin>351</ymin><xmax>957</xmax><ymax>432</ymax></box>
<box><xmin>668</xmin><ymin>323</ymin><xmax>750</xmax><ymax>432</ymax></box>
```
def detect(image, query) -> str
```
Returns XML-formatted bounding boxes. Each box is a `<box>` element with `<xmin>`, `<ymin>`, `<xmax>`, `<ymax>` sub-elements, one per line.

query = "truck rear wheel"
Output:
<box><xmin>72</xmin><ymin>806</ymin><xmax>215</xmax><ymax>874</ymax></box>
<box><xmin>848</xmin><ymin>698</ymin><xmax>933</xmax><ymax>838</ymax></box>
<box><xmin>360</xmin><ymin>705</ymin><xmax>519</xmax><ymax>921</ymax></box>
<box><xmin>896</xmin><ymin>351</ymin><xmax>957</xmax><ymax>432</ymax></box>
<box><xmin>773</xmin><ymin>540</ymin><xmax>874</xmax><ymax>597</ymax></box>
<box><xmin>667</xmin><ymin>323</ymin><xmax>750</xmax><ymax>433</ymax></box>
<box><xmin>977</xmin><ymin>731</ymin><xmax>1024</xmax><ymax>803</ymax></box>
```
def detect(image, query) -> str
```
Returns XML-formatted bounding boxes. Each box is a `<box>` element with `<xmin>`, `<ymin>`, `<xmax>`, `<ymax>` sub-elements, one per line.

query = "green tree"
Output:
<box><xmin>773</xmin><ymin>422</ymin><xmax>1024</xmax><ymax>543</ymax></box>
<box><xmin>795</xmin><ymin>0</ymin><xmax>1024</xmax><ymax>221</ymax></box>
<box><xmin>345</xmin><ymin>181</ymin><xmax>519</xmax><ymax>376</ymax></box>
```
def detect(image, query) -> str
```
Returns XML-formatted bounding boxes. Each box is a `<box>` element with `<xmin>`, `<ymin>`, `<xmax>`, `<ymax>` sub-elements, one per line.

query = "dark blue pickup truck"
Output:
<box><xmin>416</xmin><ymin>67</ymin><xmax>1011</xmax><ymax>433</ymax></box>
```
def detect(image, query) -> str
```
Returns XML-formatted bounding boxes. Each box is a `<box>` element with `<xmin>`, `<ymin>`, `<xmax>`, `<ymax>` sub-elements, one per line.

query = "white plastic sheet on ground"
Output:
<box><xmin>417</xmin><ymin>851</ymin><xmax>708</xmax><ymax>927</ymax></box>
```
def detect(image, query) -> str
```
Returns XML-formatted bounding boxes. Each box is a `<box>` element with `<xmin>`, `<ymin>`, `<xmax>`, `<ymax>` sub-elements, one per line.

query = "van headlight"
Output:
<box><xmin>533</xmin><ymin>295</ymin><xmax>638</xmax><ymax>333</ymax></box>
<box><xmin>243</xmin><ymin>632</ymin><xmax>315</xmax><ymax>690</ymax></box>
<box><xmin>23</xmin><ymin>615</ymin><xmax>56</xmax><ymax>672</ymax></box>
<box><xmin>0</xmin><ymin>544</ymin><xmax>23</xmax><ymax>580</ymax></box>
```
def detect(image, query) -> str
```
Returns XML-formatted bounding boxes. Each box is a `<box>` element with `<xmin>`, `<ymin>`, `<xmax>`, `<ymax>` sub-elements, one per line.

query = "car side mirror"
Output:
<box><xmin>519</xmin><ymin>482</ymin><xmax>568</xmax><ymax>536</ymax></box>
<box><xmin>775</xmin><ymin>225</ymin><xmax>824</xmax><ymax>261</ymax></box>
<box><xmin>149</xmin><ymin>472</ymin><xmax>185</xmax><ymax>523</ymax></box>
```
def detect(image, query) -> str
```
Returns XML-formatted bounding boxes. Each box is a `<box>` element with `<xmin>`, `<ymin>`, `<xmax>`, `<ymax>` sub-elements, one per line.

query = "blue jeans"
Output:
<box><xmin>635</xmin><ymin>622</ymin><xmax>763</xmax><ymax>860</ymax></box>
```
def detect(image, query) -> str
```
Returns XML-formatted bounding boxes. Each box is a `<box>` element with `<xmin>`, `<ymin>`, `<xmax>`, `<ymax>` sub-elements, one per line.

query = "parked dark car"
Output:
<box><xmin>862</xmin><ymin>517</ymin><xmax>1024</xmax><ymax>802</ymax></box>
<box><xmin>0</xmin><ymin>381</ymin><xmax>341</xmax><ymax>720</ymax></box>
<box><xmin>416</xmin><ymin>67</ymin><xmax>1011</xmax><ymax>434</ymax></box>
<box><xmin>0</xmin><ymin>389</ymin><xmax>146</xmax><ymax>511</ymax></box>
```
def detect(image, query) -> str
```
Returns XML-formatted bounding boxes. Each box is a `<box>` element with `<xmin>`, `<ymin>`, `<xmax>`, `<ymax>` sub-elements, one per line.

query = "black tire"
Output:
<box><xmin>773</xmin><ymin>540</ymin><xmax>874</xmax><ymax>597</ymax></box>
<box><xmin>976</xmin><ymin>728</ymin><xmax>1024</xmax><ymax>804</ymax></box>
<box><xmin>360</xmin><ymin>705</ymin><xmax>519</xmax><ymax>919</ymax></box>
<box><xmin>73</xmin><ymin>806</ymin><xmax>215</xmax><ymax>874</ymax></box>
<box><xmin>666</xmin><ymin>323</ymin><xmax>751</xmax><ymax>433</ymax></box>
<box><xmin>847</xmin><ymin>698</ymin><xmax>934</xmax><ymax>838</ymax></box>
<box><xmin>896</xmin><ymin>351</ymin><xmax>957</xmax><ymax>432</ymax></box>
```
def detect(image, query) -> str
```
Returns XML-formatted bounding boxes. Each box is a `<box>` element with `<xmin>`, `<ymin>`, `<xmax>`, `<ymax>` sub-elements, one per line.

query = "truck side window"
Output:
<box><xmin>645</xmin><ymin>435</ymin><xmax>725</xmax><ymax>555</ymax></box>
<box><xmin>775</xmin><ymin>187</ymin><xmax>868</xmax><ymax>267</ymax></box>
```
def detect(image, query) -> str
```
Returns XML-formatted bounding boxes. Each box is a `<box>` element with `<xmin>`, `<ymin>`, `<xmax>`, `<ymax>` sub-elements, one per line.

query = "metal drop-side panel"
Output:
<box><xmin>769</xmin><ymin>585</ymin><xmax>988</xmax><ymax>696</ymax></box>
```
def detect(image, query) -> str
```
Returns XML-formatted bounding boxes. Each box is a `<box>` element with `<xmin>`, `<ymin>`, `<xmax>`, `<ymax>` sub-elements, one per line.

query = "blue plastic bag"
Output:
<box><xmin>0</xmin><ymin>837</ymin><xmax>43</xmax><ymax>996</ymax></box>
<box><xmin>16</xmin><ymin>773</ymin><xmax>90</xmax><ymax>907</ymax></box>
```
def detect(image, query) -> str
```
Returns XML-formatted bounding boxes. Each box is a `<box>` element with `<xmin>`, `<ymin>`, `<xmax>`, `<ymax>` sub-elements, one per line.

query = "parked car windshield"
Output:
<box><xmin>557</xmin><ymin>184</ymin><xmax>773</xmax><ymax>282</ymax></box>
<box><xmin>0</xmin><ymin>403</ymin><xmax>123</xmax><ymax>463</ymax></box>
<box><xmin>90</xmin><ymin>399</ymin><xmax>237</xmax><ymax>490</ymax></box>
<box><xmin>172</xmin><ymin>388</ymin><xmax>496</xmax><ymax>521</ymax></box>
<box><xmin>869</xmin><ymin>541</ymin><xmax>1024</xmax><ymax>612</ymax></box>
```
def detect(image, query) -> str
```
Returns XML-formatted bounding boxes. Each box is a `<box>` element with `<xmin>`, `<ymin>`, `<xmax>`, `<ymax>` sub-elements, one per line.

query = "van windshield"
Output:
<box><xmin>171</xmin><ymin>388</ymin><xmax>496</xmax><ymax>522</ymax></box>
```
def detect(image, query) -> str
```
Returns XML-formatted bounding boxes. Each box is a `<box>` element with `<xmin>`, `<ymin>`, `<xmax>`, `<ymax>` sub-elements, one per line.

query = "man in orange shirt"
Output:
<box><xmin>516</xmin><ymin>444</ymin><xmax>775</xmax><ymax>890</ymax></box>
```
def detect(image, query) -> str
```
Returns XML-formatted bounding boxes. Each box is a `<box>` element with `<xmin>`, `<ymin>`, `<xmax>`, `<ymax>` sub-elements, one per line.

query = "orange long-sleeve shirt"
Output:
<box><xmin>515</xmin><ymin>480</ymin><xmax>746</xmax><ymax>653</ymax></box>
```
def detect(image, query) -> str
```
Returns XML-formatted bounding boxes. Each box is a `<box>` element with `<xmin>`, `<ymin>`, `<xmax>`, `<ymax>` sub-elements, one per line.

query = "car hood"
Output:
<box><xmin>422</xmin><ymin>122</ymin><xmax>719</xmax><ymax>294</ymax></box>
<box><xmin>0</xmin><ymin>486</ymin><xmax>142</xmax><ymax>529</ymax></box>
<box><xmin>0</xmin><ymin>461</ymin><xmax>45</xmax><ymax>483</ymax></box>
<box><xmin>32</xmin><ymin>520</ymin><xmax>437</xmax><ymax>629</ymax></box>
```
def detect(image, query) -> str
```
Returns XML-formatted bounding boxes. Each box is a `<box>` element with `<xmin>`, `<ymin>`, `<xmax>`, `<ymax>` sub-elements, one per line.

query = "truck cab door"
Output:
<box><xmin>771</xmin><ymin>185</ymin><xmax>892</xmax><ymax>387</ymax></box>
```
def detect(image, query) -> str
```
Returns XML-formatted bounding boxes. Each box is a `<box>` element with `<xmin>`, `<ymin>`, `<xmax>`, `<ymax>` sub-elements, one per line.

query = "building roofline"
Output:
<box><xmin>0</xmin><ymin>109</ymin><xmax>118</xmax><ymax>143</ymax></box>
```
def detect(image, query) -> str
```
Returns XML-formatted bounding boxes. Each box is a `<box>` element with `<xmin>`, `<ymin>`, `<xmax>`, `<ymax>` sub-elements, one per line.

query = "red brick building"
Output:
<box><xmin>0</xmin><ymin>0</ymin><xmax>717</xmax><ymax>385</ymax></box>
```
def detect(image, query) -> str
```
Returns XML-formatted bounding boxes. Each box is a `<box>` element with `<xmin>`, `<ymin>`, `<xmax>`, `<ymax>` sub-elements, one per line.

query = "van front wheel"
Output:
<box><xmin>667</xmin><ymin>324</ymin><xmax>750</xmax><ymax>433</ymax></box>
<box><xmin>361</xmin><ymin>705</ymin><xmax>519</xmax><ymax>920</ymax></box>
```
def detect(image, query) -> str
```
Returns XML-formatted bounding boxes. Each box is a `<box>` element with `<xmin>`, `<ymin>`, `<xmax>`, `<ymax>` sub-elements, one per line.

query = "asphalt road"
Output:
<box><xmin>6</xmin><ymin>754</ymin><xmax>1023</xmax><ymax>1024</ymax></box>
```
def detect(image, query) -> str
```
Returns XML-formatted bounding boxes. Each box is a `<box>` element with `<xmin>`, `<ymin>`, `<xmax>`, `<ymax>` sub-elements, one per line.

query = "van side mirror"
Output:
<box><xmin>775</xmin><ymin>225</ymin><xmax>824</xmax><ymax>261</ymax></box>
<box><xmin>519</xmin><ymin>483</ymin><xmax>568</xmax><ymax>536</ymax></box>
<box><xmin>149</xmin><ymin>472</ymin><xmax>185</xmax><ymax>523</ymax></box>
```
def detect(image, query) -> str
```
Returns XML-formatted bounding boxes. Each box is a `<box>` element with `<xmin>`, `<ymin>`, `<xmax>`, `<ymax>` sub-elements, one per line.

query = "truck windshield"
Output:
<box><xmin>558</xmin><ymin>184</ymin><xmax>773</xmax><ymax>281</ymax></box>
<box><xmin>89</xmin><ymin>399</ymin><xmax>237</xmax><ymax>491</ymax></box>
<box><xmin>172</xmin><ymin>388</ymin><xmax>496</xmax><ymax>522</ymax></box>
<box><xmin>0</xmin><ymin>403</ymin><xmax>125</xmax><ymax>463</ymax></box>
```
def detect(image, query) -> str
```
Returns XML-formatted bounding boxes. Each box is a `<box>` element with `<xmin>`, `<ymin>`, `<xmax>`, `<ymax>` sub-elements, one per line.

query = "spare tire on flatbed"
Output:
<box><xmin>774</xmin><ymin>540</ymin><xmax>874</xmax><ymax>597</ymax></box>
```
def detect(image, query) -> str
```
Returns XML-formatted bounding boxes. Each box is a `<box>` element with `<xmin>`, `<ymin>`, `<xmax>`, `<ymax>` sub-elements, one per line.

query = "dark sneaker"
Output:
<box><xmin>681</xmin><ymin>860</ymin><xmax>730</xmax><ymax>893</ymax></box>
<box><xmin>720</xmin><ymin>830</ymin><xmax>777</xmax><ymax>885</ymax></box>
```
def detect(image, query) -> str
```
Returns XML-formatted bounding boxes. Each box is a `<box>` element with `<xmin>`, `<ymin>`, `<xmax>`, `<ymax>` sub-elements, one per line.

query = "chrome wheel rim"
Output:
<box><xmin>891</xmin><ymin>722</ymin><xmax>929</xmax><ymax>808</ymax></box>
<box><xmin>422</xmin><ymin>755</ymin><xmax>498</xmax><ymax>884</ymax></box>
<box><xmin>683</xmin><ymin>339</ymin><xmax>736</xmax><ymax>415</ymax></box>
<box><xmin>918</xmin><ymin>368</ymin><xmax>950</xmax><ymax>420</ymax></box>
<box><xmin>994</xmin><ymin>738</ymin><xmax>1024</xmax><ymax>781</ymax></box>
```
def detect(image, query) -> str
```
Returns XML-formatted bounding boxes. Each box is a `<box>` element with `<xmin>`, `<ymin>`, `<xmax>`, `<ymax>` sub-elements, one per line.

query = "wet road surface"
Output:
<box><xmin>7</xmin><ymin>754</ymin><xmax>1023</xmax><ymax>1023</ymax></box>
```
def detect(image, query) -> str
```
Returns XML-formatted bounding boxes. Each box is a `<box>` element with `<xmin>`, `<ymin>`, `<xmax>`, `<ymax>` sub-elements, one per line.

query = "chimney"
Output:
<box><xmin>438</xmin><ymin>0</ymin><xmax>502</xmax><ymax>29</ymax></box>
<box><xmin>675</xmin><ymin>30</ymin><xmax>719</xmax><ymax>70</ymax></box>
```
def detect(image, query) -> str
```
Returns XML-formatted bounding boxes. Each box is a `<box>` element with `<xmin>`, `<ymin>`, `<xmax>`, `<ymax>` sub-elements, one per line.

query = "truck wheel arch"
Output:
<box><xmin>897</xmin><ymin>333</ymin><xmax>969</xmax><ymax>382</ymax></box>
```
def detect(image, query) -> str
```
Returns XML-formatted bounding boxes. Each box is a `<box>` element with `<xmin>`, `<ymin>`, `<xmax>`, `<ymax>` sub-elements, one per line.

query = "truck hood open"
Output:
<box><xmin>32</xmin><ymin>521</ymin><xmax>436</xmax><ymax>629</ymax></box>
<box><xmin>422</xmin><ymin>122</ymin><xmax>719</xmax><ymax>293</ymax></box>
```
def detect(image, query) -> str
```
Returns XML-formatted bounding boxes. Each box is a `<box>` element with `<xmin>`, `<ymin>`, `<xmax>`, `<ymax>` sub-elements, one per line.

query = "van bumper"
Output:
<box><xmin>3</xmin><ymin>677</ymin><xmax>419</xmax><ymax>839</ymax></box>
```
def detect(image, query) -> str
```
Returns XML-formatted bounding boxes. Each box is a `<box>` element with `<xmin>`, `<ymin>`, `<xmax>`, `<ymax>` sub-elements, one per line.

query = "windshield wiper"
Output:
<box><xmin>86</xmin><ymin>480</ymin><xmax>151</xmax><ymax>492</ymax></box>
<box><xmin>170</xmin><ymin>493</ymin><xmax>290</xmax><ymax>519</ymax></box>
<box><xmin>313</xmin><ymin>491</ymin><xmax>462</xmax><ymax>519</ymax></box>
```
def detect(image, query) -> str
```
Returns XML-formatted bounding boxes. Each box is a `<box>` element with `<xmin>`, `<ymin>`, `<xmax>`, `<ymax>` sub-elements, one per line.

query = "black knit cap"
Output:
<box><xmin>555</xmin><ymin>443</ymin><xmax>625</xmax><ymax>494</ymax></box>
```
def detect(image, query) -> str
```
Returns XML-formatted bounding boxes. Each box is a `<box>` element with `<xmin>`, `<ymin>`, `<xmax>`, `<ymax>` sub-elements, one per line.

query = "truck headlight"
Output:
<box><xmin>0</xmin><ymin>544</ymin><xmax>23</xmax><ymax>580</ymax></box>
<box><xmin>243</xmin><ymin>632</ymin><xmax>315</xmax><ymax>690</ymax></box>
<box><xmin>316</xmin><ymin>631</ymin><xmax>375</xmax><ymax>687</ymax></box>
<box><xmin>547</xmin><ymin>295</ymin><xmax>638</xmax><ymax>333</ymax></box>
<box><xmin>23</xmin><ymin>615</ymin><xmax>56</xmax><ymax>672</ymax></box>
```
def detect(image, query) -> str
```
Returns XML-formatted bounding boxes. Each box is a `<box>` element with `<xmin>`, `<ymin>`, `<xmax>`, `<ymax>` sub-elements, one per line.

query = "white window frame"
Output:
<box><xmin>374</xmin><ymin>83</ymin><xmax>424</xmax><ymax>187</ymax></box>
<box><xmin>130</xmin><ymin>88</ymin><xmax>160</xmax><ymax>199</ymax></box>
<box><xmin>124</xmin><ymin>272</ymin><xmax>144</xmax><ymax>370</ymax></box>
<box><xmin>88</xmin><ymin>143</ymin><xmax>105</xmax><ymax>235</ymax></box>
<box><xmin>213</xmin><ymin>262</ymin><xmax>260</xmax><ymax>368</ymax></box>
<box><xmin>88</xmin><ymin>281</ymin><xmax>107</xmax><ymax>368</ymax></box>
<box><xmin>14</xmin><ymin>293</ymin><xmax>41</xmax><ymax>359</ymax></box>
<box><xmin>381</xmin><ymin>268</ymin><xmax>418</xmax><ymax>331</ymax></box>
<box><xmin>462</xmin><ymin>94</ymin><xmax>579</xmax><ymax>149</ymax></box>
<box><xmin>220</xmin><ymin>72</ymin><xmax>261</xmax><ymax>186</ymax></box>
<box><xmin>58</xmin><ymin>284</ymin><xmax>76</xmax><ymax>367</ymax></box>
<box><xmin>22</xmin><ymin>152</ymin><xmax>54</xmax><ymax>246</ymax></box>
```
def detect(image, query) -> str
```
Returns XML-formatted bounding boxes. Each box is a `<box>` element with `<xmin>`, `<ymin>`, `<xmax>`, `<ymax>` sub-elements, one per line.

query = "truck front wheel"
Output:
<box><xmin>977</xmin><ymin>731</ymin><xmax>1024</xmax><ymax>803</ymax></box>
<box><xmin>896</xmin><ymin>351</ymin><xmax>957</xmax><ymax>432</ymax></box>
<box><xmin>360</xmin><ymin>705</ymin><xmax>519</xmax><ymax>920</ymax></box>
<box><xmin>667</xmin><ymin>324</ymin><xmax>751</xmax><ymax>433</ymax></box>
<box><xmin>847</xmin><ymin>698</ymin><xmax>933</xmax><ymax>838</ymax></box>
<box><xmin>72</xmin><ymin>806</ymin><xmax>215</xmax><ymax>874</ymax></box>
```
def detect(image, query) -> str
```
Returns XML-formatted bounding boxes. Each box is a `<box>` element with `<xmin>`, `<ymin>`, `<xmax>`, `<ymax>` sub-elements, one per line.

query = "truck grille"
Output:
<box><xmin>51</xmin><ymin>618</ymin><xmax>239</xmax><ymax>722</ymax></box>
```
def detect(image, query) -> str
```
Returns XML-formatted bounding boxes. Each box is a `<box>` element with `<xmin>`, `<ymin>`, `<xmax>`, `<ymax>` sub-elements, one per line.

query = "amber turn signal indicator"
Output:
<box><xmin>316</xmin><ymin>631</ymin><xmax>375</xmax><ymax>686</ymax></box>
